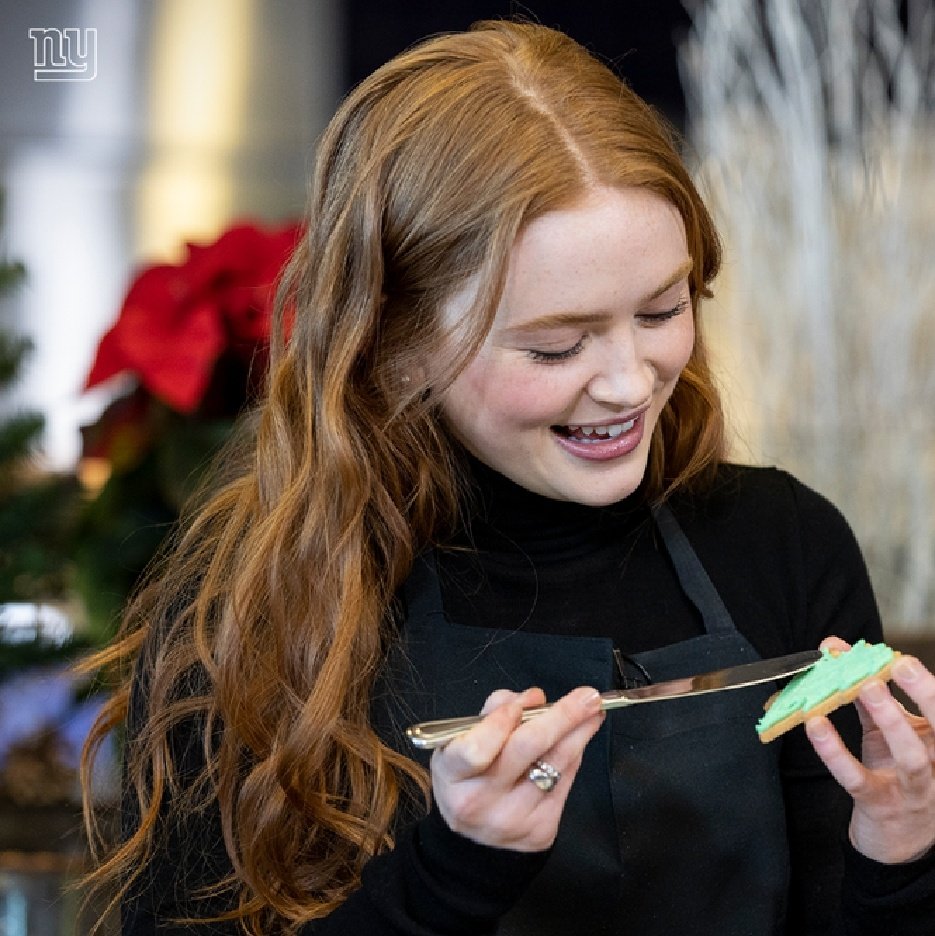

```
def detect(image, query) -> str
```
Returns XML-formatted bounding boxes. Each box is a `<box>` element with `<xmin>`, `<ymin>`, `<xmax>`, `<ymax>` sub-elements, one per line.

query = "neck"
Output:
<box><xmin>451</xmin><ymin>455</ymin><xmax>649</xmax><ymax>556</ymax></box>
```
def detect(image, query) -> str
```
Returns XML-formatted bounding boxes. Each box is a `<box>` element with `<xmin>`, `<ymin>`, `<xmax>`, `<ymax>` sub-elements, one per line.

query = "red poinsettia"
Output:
<box><xmin>85</xmin><ymin>222</ymin><xmax>301</xmax><ymax>414</ymax></box>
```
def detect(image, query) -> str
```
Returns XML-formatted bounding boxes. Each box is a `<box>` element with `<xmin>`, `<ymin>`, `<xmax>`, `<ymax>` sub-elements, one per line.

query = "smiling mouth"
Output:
<box><xmin>552</xmin><ymin>419</ymin><xmax>638</xmax><ymax>441</ymax></box>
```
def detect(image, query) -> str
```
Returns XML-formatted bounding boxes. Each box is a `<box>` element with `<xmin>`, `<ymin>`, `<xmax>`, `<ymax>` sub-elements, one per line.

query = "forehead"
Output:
<box><xmin>498</xmin><ymin>186</ymin><xmax>689</xmax><ymax>325</ymax></box>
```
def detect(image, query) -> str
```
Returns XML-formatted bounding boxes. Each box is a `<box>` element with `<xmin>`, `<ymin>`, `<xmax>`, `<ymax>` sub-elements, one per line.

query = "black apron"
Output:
<box><xmin>375</xmin><ymin>505</ymin><xmax>790</xmax><ymax>935</ymax></box>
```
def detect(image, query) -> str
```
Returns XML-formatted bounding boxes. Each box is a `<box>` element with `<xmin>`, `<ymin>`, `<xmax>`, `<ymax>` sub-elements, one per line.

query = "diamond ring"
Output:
<box><xmin>527</xmin><ymin>759</ymin><xmax>561</xmax><ymax>793</ymax></box>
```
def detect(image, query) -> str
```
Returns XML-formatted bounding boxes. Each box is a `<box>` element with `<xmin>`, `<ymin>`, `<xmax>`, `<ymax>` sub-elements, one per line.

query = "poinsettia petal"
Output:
<box><xmin>129</xmin><ymin>299</ymin><xmax>226</xmax><ymax>412</ymax></box>
<box><xmin>85</xmin><ymin>264</ymin><xmax>178</xmax><ymax>389</ymax></box>
<box><xmin>86</xmin><ymin>221</ymin><xmax>302</xmax><ymax>413</ymax></box>
<box><xmin>183</xmin><ymin>225</ymin><xmax>266</xmax><ymax>293</ymax></box>
<box><xmin>217</xmin><ymin>224</ymin><xmax>299</xmax><ymax>342</ymax></box>
<box><xmin>225</xmin><ymin>284</ymin><xmax>273</xmax><ymax>344</ymax></box>
<box><xmin>85</xmin><ymin>325</ymin><xmax>130</xmax><ymax>388</ymax></box>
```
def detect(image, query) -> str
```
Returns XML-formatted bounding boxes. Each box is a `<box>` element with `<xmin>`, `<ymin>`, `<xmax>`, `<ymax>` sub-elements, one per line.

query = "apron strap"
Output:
<box><xmin>652</xmin><ymin>503</ymin><xmax>735</xmax><ymax>636</ymax></box>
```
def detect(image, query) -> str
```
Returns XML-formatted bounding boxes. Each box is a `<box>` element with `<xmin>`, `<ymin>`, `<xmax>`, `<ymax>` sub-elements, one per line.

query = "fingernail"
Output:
<box><xmin>863</xmin><ymin>681</ymin><xmax>887</xmax><ymax>705</ymax></box>
<box><xmin>579</xmin><ymin>688</ymin><xmax>601</xmax><ymax>710</ymax></box>
<box><xmin>895</xmin><ymin>658</ymin><xmax>922</xmax><ymax>682</ymax></box>
<box><xmin>806</xmin><ymin>718</ymin><xmax>830</xmax><ymax>741</ymax></box>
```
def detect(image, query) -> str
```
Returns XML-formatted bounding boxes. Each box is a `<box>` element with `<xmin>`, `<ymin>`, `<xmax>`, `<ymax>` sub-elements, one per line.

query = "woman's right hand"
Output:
<box><xmin>430</xmin><ymin>686</ymin><xmax>605</xmax><ymax>852</ymax></box>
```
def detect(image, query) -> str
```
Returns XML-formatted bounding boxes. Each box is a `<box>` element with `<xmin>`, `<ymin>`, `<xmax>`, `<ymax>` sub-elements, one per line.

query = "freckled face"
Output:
<box><xmin>438</xmin><ymin>186</ymin><xmax>695</xmax><ymax>506</ymax></box>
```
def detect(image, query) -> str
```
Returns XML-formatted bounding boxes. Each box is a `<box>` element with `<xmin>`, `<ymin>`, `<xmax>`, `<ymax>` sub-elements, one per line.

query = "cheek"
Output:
<box><xmin>443</xmin><ymin>358</ymin><xmax>567</xmax><ymax>434</ymax></box>
<box><xmin>657</xmin><ymin>317</ymin><xmax>695</xmax><ymax>382</ymax></box>
<box><xmin>492</xmin><ymin>373</ymin><xmax>568</xmax><ymax>426</ymax></box>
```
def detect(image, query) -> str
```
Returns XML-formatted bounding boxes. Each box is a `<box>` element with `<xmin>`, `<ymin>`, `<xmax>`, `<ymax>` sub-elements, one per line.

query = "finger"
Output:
<box><xmin>479</xmin><ymin>689</ymin><xmax>520</xmax><ymax>715</ymax></box>
<box><xmin>819</xmin><ymin>635</ymin><xmax>852</xmax><ymax>655</ymax></box>
<box><xmin>853</xmin><ymin>696</ymin><xmax>877</xmax><ymax>734</ymax></box>
<box><xmin>437</xmin><ymin>687</ymin><xmax>550</xmax><ymax>781</ymax></box>
<box><xmin>806</xmin><ymin>715</ymin><xmax>869</xmax><ymax>794</ymax></box>
<box><xmin>536</xmin><ymin>710</ymin><xmax>606</xmax><ymax>782</ymax></box>
<box><xmin>479</xmin><ymin>686</ymin><xmax>545</xmax><ymax>716</ymax></box>
<box><xmin>892</xmin><ymin>656</ymin><xmax>935</xmax><ymax>728</ymax></box>
<box><xmin>494</xmin><ymin>709</ymin><xmax>606</xmax><ymax>827</ymax></box>
<box><xmin>434</xmin><ymin>697</ymin><xmax>525</xmax><ymax>782</ymax></box>
<box><xmin>499</xmin><ymin>686</ymin><xmax>602</xmax><ymax>779</ymax></box>
<box><xmin>859</xmin><ymin>679</ymin><xmax>933</xmax><ymax>796</ymax></box>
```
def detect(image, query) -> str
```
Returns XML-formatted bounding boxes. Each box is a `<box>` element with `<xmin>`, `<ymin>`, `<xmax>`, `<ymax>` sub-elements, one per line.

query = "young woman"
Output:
<box><xmin>82</xmin><ymin>20</ymin><xmax>935</xmax><ymax>935</ymax></box>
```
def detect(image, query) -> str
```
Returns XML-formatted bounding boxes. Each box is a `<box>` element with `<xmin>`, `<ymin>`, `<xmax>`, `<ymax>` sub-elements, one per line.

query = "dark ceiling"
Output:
<box><xmin>343</xmin><ymin>1</ymin><xmax>691</xmax><ymax>129</ymax></box>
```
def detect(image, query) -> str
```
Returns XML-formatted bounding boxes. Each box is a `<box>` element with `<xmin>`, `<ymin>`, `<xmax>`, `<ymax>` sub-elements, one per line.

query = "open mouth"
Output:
<box><xmin>552</xmin><ymin>418</ymin><xmax>638</xmax><ymax>441</ymax></box>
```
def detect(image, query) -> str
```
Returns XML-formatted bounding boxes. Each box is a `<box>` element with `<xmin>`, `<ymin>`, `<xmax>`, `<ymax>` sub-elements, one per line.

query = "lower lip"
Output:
<box><xmin>552</xmin><ymin>415</ymin><xmax>645</xmax><ymax>462</ymax></box>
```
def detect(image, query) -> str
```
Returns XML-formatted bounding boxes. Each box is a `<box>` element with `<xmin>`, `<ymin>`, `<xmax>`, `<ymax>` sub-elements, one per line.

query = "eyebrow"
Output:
<box><xmin>502</xmin><ymin>258</ymin><xmax>693</xmax><ymax>335</ymax></box>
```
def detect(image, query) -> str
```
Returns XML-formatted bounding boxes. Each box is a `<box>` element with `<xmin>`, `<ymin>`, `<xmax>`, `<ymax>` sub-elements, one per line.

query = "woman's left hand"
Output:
<box><xmin>805</xmin><ymin>636</ymin><xmax>935</xmax><ymax>864</ymax></box>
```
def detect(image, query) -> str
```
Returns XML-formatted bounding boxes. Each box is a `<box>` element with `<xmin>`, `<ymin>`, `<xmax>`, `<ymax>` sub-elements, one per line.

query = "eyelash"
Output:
<box><xmin>638</xmin><ymin>296</ymin><xmax>690</xmax><ymax>325</ymax></box>
<box><xmin>527</xmin><ymin>298</ymin><xmax>690</xmax><ymax>363</ymax></box>
<box><xmin>528</xmin><ymin>337</ymin><xmax>587</xmax><ymax>363</ymax></box>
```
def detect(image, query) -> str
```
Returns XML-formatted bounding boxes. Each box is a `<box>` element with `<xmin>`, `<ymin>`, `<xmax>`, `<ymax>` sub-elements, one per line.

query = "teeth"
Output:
<box><xmin>566</xmin><ymin>419</ymin><xmax>637</xmax><ymax>440</ymax></box>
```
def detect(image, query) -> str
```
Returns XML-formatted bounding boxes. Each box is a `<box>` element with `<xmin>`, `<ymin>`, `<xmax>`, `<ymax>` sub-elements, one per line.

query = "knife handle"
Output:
<box><xmin>406</xmin><ymin>695</ymin><xmax>640</xmax><ymax>749</ymax></box>
<box><xmin>406</xmin><ymin>703</ymin><xmax>554</xmax><ymax>749</ymax></box>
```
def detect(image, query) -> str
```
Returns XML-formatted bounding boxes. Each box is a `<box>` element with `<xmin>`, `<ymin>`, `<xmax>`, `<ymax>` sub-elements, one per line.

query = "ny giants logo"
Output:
<box><xmin>29</xmin><ymin>27</ymin><xmax>98</xmax><ymax>82</ymax></box>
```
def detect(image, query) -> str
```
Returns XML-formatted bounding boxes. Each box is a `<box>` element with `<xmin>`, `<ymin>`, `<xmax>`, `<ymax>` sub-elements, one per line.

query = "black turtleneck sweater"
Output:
<box><xmin>437</xmin><ymin>458</ymin><xmax>873</xmax><ymax>659</ymax></box>
<box><xmin>124</xmin><ymin>462</ymin><xmax>935</xmax><ymax>936</ymax></box>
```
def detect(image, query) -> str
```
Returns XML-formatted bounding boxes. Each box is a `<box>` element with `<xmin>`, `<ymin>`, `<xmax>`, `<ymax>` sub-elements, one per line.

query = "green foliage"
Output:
<box><xmin>0</xmin><ymin>193</ymin><xmax>25</xmax><ymax>299</ymax></box>
<box><xmin>0</xmin><ymin>472</ymin><xmax>81</xmax><ymax>602</ymax></box>
<box><xmin>72</xmin><ymin>451</ymin><xmax>177</xmax><ymax>643</ymax></box>
<box><xmin>0</xmin><ymin>308</ymin><xmax>78</xmax><ymax>608</ymax></box>
<box><xmin>0</xmin><ymin>331</ymin><xmax>31</xmax><ymax>385</ymax></box>
<box><xmin>0</xmin><ymin>411</ymin><xmax>43</xmax><ymax>468</ymax></box>
<box><xmin>0</xmin><ymin>259</ymin><xmax>25</xmax><ymax>294</ymax></box>
<box><xmin>72</xmin><ymin>390</ymin><xmax>240</xmax><ymax>641</ymax></box>
<box><xmin>0</xmin><ymin>188</ymin><xmax>85</xmax><ymax>671</ymax></box>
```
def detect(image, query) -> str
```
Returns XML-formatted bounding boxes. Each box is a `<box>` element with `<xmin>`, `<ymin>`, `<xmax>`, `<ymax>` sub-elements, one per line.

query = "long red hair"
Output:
<box><xmin>80</xmin><ymin>19</ymin><xmax>724</xmax><ymax>932</ymax></box>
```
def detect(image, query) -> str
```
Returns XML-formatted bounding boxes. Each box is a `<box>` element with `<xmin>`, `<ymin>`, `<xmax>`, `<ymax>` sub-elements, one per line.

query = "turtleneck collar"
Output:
<box><xmin>449</xmin><ymin>454</ymin><xmax>652</xmax><ymax>559</ymax></box>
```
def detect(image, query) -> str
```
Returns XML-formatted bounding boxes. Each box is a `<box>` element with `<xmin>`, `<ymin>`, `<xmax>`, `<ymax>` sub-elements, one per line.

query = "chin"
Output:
<box><xmin>546</xmin><ymin>474</ymin><xmax>645</xmax><ymax>507</ymax></box>
<box><xmin>570</xmin><ymin>487</ymin><xmax>638</xmax><ymax>508</ymax></box>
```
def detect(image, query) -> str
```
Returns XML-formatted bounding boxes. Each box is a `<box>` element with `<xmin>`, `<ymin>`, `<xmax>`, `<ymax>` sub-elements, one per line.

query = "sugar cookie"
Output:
<box><xmin>757</xmin><ymin>640</ymin><xmax>900</xmax><ymax>743</ymax></box>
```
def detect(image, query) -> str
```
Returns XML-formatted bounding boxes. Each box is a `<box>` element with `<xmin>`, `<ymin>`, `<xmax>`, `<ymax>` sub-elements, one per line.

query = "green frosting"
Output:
<box><xmin>756</xmin><ymin>640</ymin><xmax>895</xmax><ymax>734</ymax></box>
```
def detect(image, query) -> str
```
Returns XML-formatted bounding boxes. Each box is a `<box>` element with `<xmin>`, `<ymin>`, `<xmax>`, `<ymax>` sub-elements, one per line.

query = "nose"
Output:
<box><xmin>585</xmin><ymin>333</ymin><xmax>655</xmax><ymax>409</ymax></box>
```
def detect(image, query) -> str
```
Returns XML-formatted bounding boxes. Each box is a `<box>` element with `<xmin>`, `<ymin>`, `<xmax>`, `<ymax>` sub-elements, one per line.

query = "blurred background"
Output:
<box><xmin>0</xmin><ymin>1</ymin><xmax>932</xmax><ymax>932</ymax></box>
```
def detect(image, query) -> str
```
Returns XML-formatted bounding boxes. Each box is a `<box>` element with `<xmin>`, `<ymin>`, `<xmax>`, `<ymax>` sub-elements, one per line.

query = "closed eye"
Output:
<box><xmin>637</xmin><ymin>297</ymin><xmax>690</xmax><ymax>325</ymax></box>
<box><xmin>527</xmin><ymin>336</ymin><xmax>587</xmax><ymax>363</ymax></box>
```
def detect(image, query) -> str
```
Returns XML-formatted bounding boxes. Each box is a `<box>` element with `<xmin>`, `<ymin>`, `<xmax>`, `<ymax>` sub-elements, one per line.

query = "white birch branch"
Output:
<box><xmin>681</xmin><ymin>0</ymin><xmax>935</xmax><ymax>630</ymax></box>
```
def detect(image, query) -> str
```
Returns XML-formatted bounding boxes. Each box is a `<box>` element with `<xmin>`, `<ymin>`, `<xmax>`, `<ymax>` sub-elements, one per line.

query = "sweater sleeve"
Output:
<box><xmin>318</xmin><ymin>805</ymin><xmax>550</xmax><ymax>935</ymax></box>
<box><xmin>840</xmin><ymin>838</ymin><xmax>935</xmax><ymax>935</ymax></box>
<box><xmin>775</xmin><ymin>472</ymin><xmax>935</xmax><ymax>935</ymax></box>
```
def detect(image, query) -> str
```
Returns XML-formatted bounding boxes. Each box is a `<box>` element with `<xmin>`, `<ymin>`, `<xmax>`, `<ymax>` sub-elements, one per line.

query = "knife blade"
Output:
<box><xmin>405</xmin><ymin>648</ymin><xmax>822</xmax><ymax>749</ymax></box>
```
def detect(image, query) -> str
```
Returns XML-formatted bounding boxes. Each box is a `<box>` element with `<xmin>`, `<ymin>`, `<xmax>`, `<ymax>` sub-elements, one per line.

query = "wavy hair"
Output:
<box><xmin>80</xmin><ymin>19</ymin><xmax>724</xmax><ymax>932</ymax></box>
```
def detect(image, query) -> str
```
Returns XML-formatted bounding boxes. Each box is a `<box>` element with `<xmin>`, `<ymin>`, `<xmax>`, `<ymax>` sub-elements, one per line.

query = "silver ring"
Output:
<box><xmin>527</xmin><ymin>759</ymin><xmax>561</xmax><ymax>793</ymax></box>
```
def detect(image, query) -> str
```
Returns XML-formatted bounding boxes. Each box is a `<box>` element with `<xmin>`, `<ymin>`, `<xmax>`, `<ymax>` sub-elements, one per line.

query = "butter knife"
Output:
<box><xmin>406</xmin><ymin>649</ymin><xmax>821</xmax><ymax>749</ymax></box>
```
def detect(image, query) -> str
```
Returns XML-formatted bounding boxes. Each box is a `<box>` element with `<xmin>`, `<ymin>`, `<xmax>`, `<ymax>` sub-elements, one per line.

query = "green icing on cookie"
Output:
<box><xmin>756</xmin><ymin>640</ymin><xmax>895</xmax><ymax>734</ymax></box>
